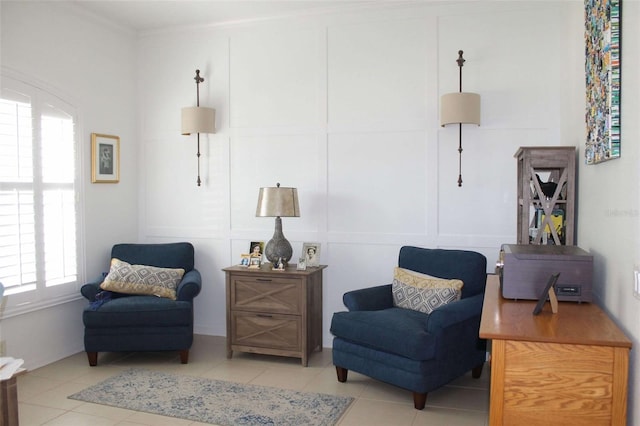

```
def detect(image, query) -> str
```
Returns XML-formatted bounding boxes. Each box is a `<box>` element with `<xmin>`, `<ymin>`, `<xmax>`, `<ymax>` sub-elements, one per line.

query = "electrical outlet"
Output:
<box><xmin>634</xmin><ymin>269</ymin><xmax>640</xmax><ymax>300</ymax></box>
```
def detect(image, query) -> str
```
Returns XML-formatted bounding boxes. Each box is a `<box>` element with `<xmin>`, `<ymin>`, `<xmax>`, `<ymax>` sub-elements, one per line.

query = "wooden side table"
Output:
<box><xmin>1</xmin><ymin>368</ymin><xmax>26</xmax><ymax>426</ymax></box>
<box><xmin>223</xmin><ymin>264</ymin><xmax>326</xmax><ymax>366</ymax></box>
<box><xmin>480</xmin><ymin>275</ymin><xmax>631</xmax><ymax>425</ymax></box>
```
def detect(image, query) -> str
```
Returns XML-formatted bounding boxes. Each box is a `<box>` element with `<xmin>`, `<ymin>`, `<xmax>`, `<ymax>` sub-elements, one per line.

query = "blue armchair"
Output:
<box><xmin>330</xmin><ymin>246</ymin><xmax>487</xmax><ymax>409</ymax></box>
<box><xmin>81</xmin><ymin>243</ymin><xmax>202</xmax><ymax>366</ymax></box>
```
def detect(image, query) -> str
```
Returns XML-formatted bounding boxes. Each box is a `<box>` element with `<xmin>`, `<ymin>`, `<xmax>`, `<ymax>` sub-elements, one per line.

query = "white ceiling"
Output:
<box><xmin>72</xmin><ymin>0</ymin><xmax>379</xmax><ymax>32</ymax></box>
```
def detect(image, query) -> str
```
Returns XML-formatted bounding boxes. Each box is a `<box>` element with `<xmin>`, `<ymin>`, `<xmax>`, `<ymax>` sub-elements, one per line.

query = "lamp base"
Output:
<box><xmin>264</xmin><ymin>217</ymin><xmax>293</xmax><ymax>266</ymax></box>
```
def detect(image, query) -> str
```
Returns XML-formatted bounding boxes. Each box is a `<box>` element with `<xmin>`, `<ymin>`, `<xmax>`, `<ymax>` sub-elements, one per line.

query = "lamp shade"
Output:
<box><xmin>440</xmin><ymin>92</ymin><xmax>481</xmax><ymax>126</ymax></box>
<box><xmin>256</xmin><ymin>186</ymin><xmax>300</xmax><ymax>218</ymax></box>
<box><xmin>181</xmin><ymin>106</ymin><xmax>216</xmax><ymax>135</ymax></box>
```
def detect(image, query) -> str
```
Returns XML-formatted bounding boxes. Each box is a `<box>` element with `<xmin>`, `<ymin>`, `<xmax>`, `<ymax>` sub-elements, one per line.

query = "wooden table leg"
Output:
<box><xmin>1</xmin><ymin>376</ymin><xmax>20</xmax><ymax>426</ymax></box>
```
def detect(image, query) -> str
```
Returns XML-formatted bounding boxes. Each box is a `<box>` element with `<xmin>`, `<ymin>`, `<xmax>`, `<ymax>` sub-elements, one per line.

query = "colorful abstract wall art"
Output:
<box><xmin>585</xmin><ymin>0</ymin><xmax>621</xmax><ymax>164</ymax></box>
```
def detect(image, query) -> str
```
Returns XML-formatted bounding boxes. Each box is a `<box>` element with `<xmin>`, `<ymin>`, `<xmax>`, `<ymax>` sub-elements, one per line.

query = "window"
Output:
<box><xmin>0</xmin><ymin>74</ymin><xmax>83</xmax><ymax>316</ymax></box>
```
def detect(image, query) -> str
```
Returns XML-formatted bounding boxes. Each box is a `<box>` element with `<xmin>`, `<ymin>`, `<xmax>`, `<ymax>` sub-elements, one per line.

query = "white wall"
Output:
<box><xmin>136</xmin><ymin>0</ymin><xmax>584</xmax><ymax>340</ymax></box>
<box><xmin>0</xmin><ymin>1</ymin><xmax>139</xmax><ymax>367</ymax></box>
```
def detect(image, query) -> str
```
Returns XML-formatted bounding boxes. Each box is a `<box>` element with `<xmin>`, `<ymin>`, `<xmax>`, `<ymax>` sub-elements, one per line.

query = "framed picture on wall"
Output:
<box><xmin>91</xmin><ymin>133</ymin><xmax>120</xmax><ymax>183</ymax></box>
<box><xmin>585</xmin><ymin>0</ymin><xmax>621</xmax><ymax>164</ymax></box>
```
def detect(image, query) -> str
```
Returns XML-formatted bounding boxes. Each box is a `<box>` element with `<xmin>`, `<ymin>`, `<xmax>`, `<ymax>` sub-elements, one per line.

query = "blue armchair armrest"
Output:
<box><xmin>426</xmin><ymin>292</ymin><xmax>487</xmax><ymax>359</ymax></box>
<box><xmin>425</xmin><ymin>293</ymin><xmax>484</xmax><ymax>333</ymax></box>
<box><xmin>343</xmin><ymin>284</ymin><xmax>393</xmax><ymax>311</ymax></box>
<box><xmin>81</xmin><ymin>277</ymin><xmax>104</xmax><ymax>302</ymax></box>
<box><xmin>176</xmin><ymin>269</ymin><xmax>202</xmax><ymax>301</ymax></box>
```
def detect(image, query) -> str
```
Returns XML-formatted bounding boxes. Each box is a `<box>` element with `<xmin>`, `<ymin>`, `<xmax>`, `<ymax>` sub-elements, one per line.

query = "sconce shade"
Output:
<box><xmin>256</xmin><ymin>186</ymin><xmax>300</xmax><ymax>218</ymax></box>
<box><xmin>440</xmin><ymin>92</ymin><xmax>481</xmax><ymax>126</ymax></box>
<box><xmin>181</xmin><ymin>106</ymin><xmax>216</xmax><ymax>135</ymax></box>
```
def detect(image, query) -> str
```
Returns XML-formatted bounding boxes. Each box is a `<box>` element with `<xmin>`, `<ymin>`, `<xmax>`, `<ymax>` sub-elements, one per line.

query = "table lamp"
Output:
<box><xmin>256</xmin><ymin>183</ymin><xmax>300</xmax><ymax>265</ymax></box>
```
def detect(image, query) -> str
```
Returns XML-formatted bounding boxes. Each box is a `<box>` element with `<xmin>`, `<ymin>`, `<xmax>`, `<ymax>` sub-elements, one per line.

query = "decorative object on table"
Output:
<box><xmin>440</xmin><ymin>50</ymin><xmax>481</xmax><ymax>187</ymax></box>
<box><xmin>0</xmin><ymin>357</ymin><xmax>24</xmax><ymax>380</ymax></box>
<box><xmin>532</xmin><ymin>273</ymin><xmax>560</xmax><ymax>315</ymax></box>
<box><xmin>91</xmin><ymin>133</ymin><xmax>120</xmax><ymax>183</ymax></box>
<box><xmin>272</xmin><ymin>257</ymin><xmax>285</xmax><ymax>271</ymax></box>
<box><xmin>248</xmin><ymin>256</ymin><xmax>261</xmax><ymax>269</ymax></box>
<box><xmin>255</xmin><ymin>183</ymin><xmax>300</xmax><ymax>266</ymax></box>
<box><xmin>181</xmin><ymin>69</ymin><xmax>216</xmax><ymax>186</ymax></box>
<box><xmin>535</xmin><ymin>174</ymin><xmax>560</xmax><ymax>199</ymax></box>
<box><xmin>585</xmin><ymin>0</ymin><xmax>621</xmax><ymax>164</ymax></box>
<box><xmin>302</xmin><ymin>242</ymin><xmax>320</xmax><ymax>267</ymax></box>
<box><xmin>249</xmin><ymin>241</ymin><xmax>264</xmax><ymax>261</ymax></box>
<box><xmin>69</xmin><ymin>368</ymin><xmax>352</xmax><ymax>426</ymax></box>
<box><xmin>515</xmin><ymin>147</ymin><xmax>576</xmax><ymax>246</ymax></box>
<box><xmin>239</xmin><ymin>253</ymin><xmax>250</xmax><ymax>267</ymax></box>
<box><xmin>297</xmin><ymin>258</ymin><xmax>307</xmax><ymax>271</ymax></box>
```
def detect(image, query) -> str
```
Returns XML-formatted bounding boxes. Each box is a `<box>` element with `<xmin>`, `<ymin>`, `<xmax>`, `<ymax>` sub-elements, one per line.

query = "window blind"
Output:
<box><xmin>0</xmin><ymin>75</ymin><xmax>81</xmax><ymax>315</ymax></box>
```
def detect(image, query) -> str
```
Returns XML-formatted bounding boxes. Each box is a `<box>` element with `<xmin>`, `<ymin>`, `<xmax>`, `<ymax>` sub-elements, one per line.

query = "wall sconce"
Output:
<box><xmin>181</xmin><ymin>69</ymin><xmax>216</xmax><ymax>186</ymax></box>
<box><xmin>256</xmin><ymin>183</ymin><xmax>300</xmax><ymax>266</ymax></box>
<box><xmin>440</xmin><ymin>50</ymin><xmax>481</xmax><ymax>187</ymax></box>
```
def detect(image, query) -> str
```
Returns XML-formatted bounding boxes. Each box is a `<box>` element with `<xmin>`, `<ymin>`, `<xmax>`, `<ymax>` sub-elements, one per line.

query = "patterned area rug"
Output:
<box><xmin>69</xmin><ymin>368</ymin><xmax>353</xmax><ymax>425</ymax></box>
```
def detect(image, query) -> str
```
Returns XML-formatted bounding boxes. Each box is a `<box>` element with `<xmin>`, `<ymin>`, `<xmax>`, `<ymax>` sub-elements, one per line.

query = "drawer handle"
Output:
<box><xmin>256</xmin><ymin>314</ymin><xmax>273</xmax><ymax>318</ymax></box>
<box><xmin>256</xmin><ymin>278</ymin><xmax>272</xmax><ymax>282</ymax></box>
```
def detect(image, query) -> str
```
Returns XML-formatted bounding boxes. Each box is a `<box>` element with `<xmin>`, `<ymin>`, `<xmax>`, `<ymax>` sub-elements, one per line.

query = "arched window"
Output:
<box><xmin>0</xmin><ymin>73</ymin><xmax>83</xmax><ymax>316</ymax></box>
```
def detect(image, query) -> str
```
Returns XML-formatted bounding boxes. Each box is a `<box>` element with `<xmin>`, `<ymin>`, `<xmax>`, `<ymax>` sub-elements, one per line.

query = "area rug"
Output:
<box><xmin>68</xmin><ymin>368</ymin><xmax>353</xmax><ymax>425</ymax></box>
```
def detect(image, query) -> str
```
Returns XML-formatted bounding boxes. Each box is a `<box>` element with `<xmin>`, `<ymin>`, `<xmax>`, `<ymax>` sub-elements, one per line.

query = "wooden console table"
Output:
<box><xmin>480</xmin><ymin>275</ymin><xmax>631</xmax><ymax>426</ymax></box>
<box><xmin>224</xmin><ymin>264</ymin><xmax>326</xmax><ymax>366</ymax></box>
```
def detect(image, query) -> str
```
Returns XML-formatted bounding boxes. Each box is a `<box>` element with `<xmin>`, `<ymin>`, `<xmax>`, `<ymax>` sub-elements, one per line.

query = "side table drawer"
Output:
<box><xmin>231</xmin><ymin>311</ymin><xmax>301</xmax><ymax>351</ymax></box>
<box><xmin>231</xmin><ymin>276</ymin><xmax>302</xmax><ymax>315</ymax></box>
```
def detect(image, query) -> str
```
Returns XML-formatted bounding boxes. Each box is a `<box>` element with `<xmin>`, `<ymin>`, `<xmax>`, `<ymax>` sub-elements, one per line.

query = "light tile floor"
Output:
<box><xmin>17</xmin><ymin>335</ymin><xmax>490</xmax><ymax>425</ymax></box>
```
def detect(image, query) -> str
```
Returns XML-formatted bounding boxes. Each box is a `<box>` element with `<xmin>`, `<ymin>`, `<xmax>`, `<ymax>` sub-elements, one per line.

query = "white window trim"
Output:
<box><xmin>0</xmin><ymin>67</ymin><xmax>86</xmax><ymax>319</ymax></box>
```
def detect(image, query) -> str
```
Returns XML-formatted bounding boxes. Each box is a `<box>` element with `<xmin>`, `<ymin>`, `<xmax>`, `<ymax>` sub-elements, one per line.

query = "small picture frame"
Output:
<box><xmin>302</xmin><ymin>242</ymin><xmax>320</xmax><ymax>267</ymax></box>
<box><xmin>297</xmin><ymin>258</ymin><xmax>307</xmax><ymax>271</ymax></box>
<box><xmin>532</xmin><ymin>273</ymin><xmax>561</xmax><ymax>315</ymax></box>
<box><xmin>239</xmin><ymin>253</ymin><xmax>251</xmax><ymax>267</ymax></box>
<box><xmin>249</xmin><ymin>241</ymin><xmax>264</xmax><ymax>260</ymax></box>
<box><xmin>91</xmin><ymin>133</ymin><xmax>120</xmax><ymax>183</ymax></box>
<box><xmin>248</xmin><ymin>256</ymin><xmax>261</xmax><ymax>269</ymax></box>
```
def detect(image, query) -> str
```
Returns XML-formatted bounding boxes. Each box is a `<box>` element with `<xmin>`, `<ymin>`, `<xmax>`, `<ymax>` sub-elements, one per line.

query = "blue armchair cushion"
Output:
<box><xmin>83</xmin><ymin>296</ymin><xmax>193</xmax><ymax>328</ymax></box>
<box><xmin>100</xmin><ymin>258</ymin><xmax>185</xmax><ymax>300</ymax></box>
<box><xmin>331</xmin><ymin>307</ymin><xmax>437</xmax><ymax>361</ymax></box>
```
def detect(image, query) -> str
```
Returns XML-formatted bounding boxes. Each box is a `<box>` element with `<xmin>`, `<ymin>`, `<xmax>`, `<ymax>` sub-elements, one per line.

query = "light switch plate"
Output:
<box><xmin>634</xmin><ymin>269</ymin><xmax>640</xmax><ymax>300</ymax></box>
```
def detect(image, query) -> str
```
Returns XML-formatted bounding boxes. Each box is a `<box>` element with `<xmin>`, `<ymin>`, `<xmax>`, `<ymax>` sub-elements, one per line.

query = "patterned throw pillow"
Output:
<box><xmin>392</xmin><ymin>267</ymin><xmax>464</xmax><ymax>314</ymax></box>
<box><xmin>100</xmin><ymin>258</ymin><xmax>185</xmax><ymax>300</ymax></box>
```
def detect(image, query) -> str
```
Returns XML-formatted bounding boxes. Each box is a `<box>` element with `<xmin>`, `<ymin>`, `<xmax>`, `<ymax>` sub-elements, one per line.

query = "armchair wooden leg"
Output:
<box><xmin>336</xmin><ymin>366</ymin><xmax>348</xmax><ymax>383</ymax></box>
<box><xmin>472</xmin><ymin>363</ymin><xmax>484</xmax><ymax>379</ymax></box>
<box><xmin>413</xmin><ymin>392</ymin><xmax>427</xmax><ymax>410</ymax></box>
<box><xmin>87</xmin><ymin>351</ymin><xmax>98</xmax><ymax>367</ymax></box>
<box><xmin>179</xmin><ymin>349</ymin><xmax>189</xmax><ymax>364</ymax></box>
